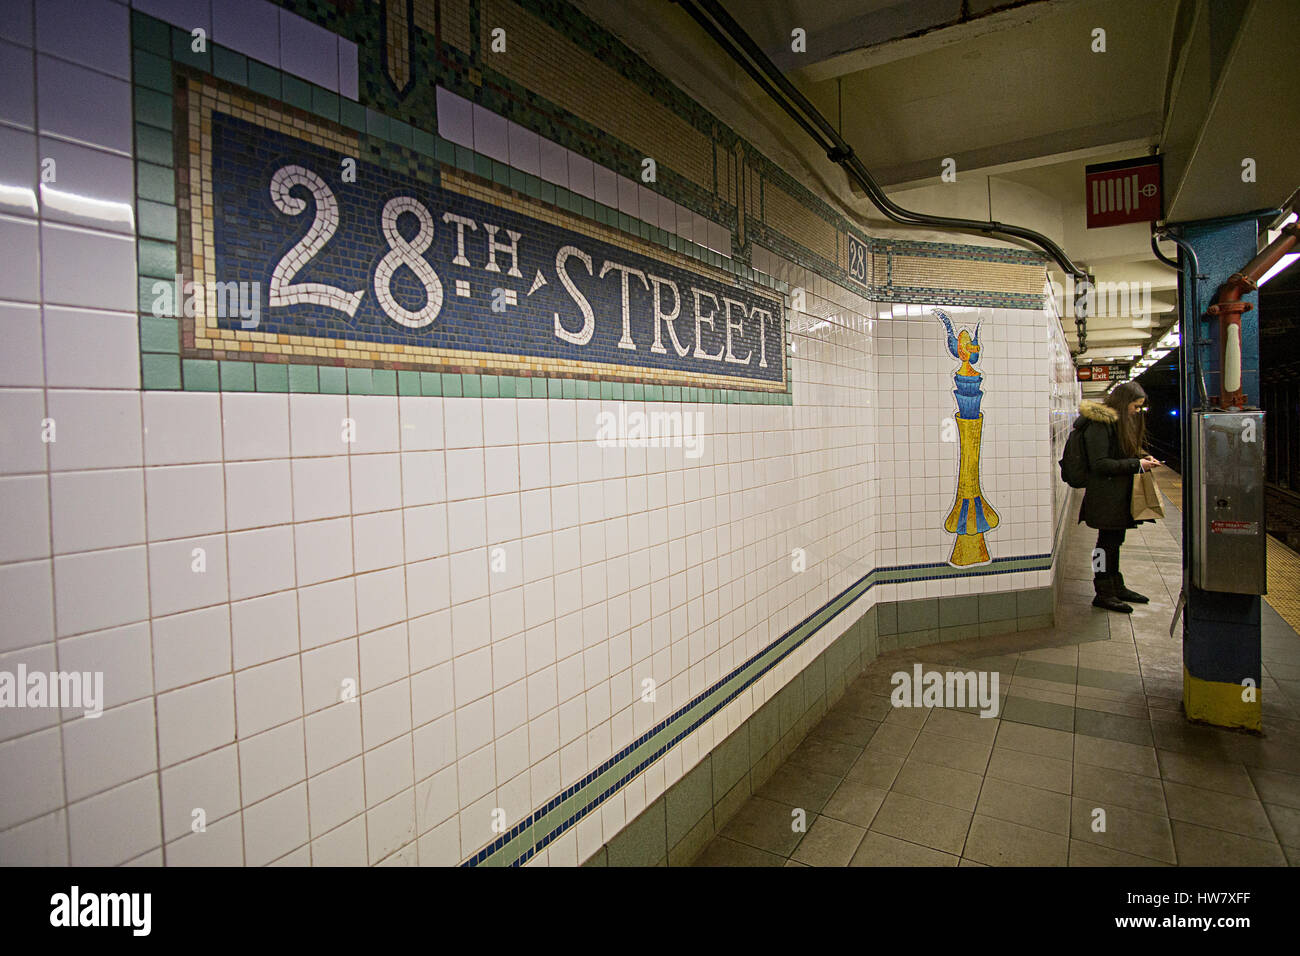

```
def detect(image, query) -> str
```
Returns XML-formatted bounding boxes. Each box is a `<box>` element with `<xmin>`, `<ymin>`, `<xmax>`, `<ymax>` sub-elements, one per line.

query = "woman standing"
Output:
<box><xmin>1072</xmin><ymin>381</ymin><xmax>1162</xmax><ymax>613</ymax></box>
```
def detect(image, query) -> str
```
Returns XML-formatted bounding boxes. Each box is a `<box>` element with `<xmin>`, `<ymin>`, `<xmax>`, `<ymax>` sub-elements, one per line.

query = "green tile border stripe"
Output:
<box><xmin>463</xmin><ymin>548</ymin><xmax>1052</xmax><ymax>866</ymax></box>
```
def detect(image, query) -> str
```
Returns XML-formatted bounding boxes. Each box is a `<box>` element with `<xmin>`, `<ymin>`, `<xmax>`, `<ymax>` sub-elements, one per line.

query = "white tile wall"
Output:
<box><xmin>0</xmin><ymin>2</ymin><xmax>1069</xmax><ymax>868</ymax></box>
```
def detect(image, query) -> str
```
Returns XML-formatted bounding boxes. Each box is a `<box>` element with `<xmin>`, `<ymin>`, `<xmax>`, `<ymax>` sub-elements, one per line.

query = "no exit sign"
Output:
<box><xmin>1085</xmin><ymin>156</ymin><xmax>1162</xmax><ymax>228</ymax></box>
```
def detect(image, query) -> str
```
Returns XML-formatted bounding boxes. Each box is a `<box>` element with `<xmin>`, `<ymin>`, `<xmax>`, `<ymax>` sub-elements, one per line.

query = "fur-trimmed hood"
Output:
<box><xmin>1078</xmin><ymin>399</ymin><xmax>1117</xmax><ymax>423</ymax></box>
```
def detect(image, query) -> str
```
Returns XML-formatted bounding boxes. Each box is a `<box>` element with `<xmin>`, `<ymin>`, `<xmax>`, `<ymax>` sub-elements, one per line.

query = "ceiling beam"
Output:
<box><xmin>786</xmin><ymin>0</ymin><xmax>1091</xmax><ymax>82</ymax></box>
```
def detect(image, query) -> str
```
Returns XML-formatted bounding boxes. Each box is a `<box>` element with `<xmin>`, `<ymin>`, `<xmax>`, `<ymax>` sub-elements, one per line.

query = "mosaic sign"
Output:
<box><xmin>177</xmin><ymin>78</ymin><xmax>785</xmax><ymax>392</ymax></box>
<box><xmin>846</xmin><ymin>232</ymin><xmax>868</xmax><ymax>287</ymax></box>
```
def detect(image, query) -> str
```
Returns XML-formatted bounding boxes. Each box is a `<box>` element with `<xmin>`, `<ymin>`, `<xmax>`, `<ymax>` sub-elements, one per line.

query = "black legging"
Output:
<box><xmin>1096</xmin><ymin>528</ymin><xmax>1126</xmax><ymax>576</ymax></box>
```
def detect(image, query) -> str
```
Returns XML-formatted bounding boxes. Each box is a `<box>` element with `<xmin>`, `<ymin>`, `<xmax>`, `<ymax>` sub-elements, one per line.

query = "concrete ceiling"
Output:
<box><xmin>578</xmin><ymin>0</ymin><xmax>1300</xmax><ymax>393</ymax></box>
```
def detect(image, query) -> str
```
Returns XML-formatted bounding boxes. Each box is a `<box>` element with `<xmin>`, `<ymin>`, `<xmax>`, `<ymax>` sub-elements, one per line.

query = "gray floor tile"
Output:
<box><xmin>975</xmin><ymin>777</ymin><xmax>1071</xmax><ymax>835</ymax></box>
<box><xmin>1156</xmin><ymin>749</ymin><xmax>1256</xmax><ymax>797</ymax></box>
<box><xmin>864</xmin><ymin>722</ymin><xmax>920</xmax><ymax>758</ymax></box>
<box><xmin>756</xmin><ymin>763</ymin><xmax>841</xmax><ymax>813</ymax></box>
<box><xmin>811</xmin><ymin>712</ymin><xmax>879</xmax><ymax>748</ymax></box>
<box><xmin>1072</xmin><ymin>761</ymin><xmax>1167</xmax><ymax>816</ymax></box>
<box><xmin>786</xmin><ymin>735</ymin><xmax>863</xmax><ymax>778</ymax></box>
<box><xmin>908</xmin><ymin>730</ymin><xmax>992</xmax><ymax>775</ymax></box>
<box><xmin>821</xmin><ymin>780</ymin><xmax>888</xmax><ymax>829</ymax></box>
<box><xmin>1068</xmin><ymin>839</ymin><xmax>1172</xmax><ymax>866</ymax></box>
<box><xmin>718</xmin><ymin>795</ymin><xmax>808</xmax><ymax>857</ymax></box>
<box><xmin>1264</xmin><ymin>802</ymin><xmax>1300</xmax><ymax>847</ymax></box>
<box><xmin>893</xmin><ymin>757</ymin><xmax>984</xmax><ymax>811</ymax></box>
<box><xmin>924</xmin><ymin>707</ymin><xmax>1000</xmax><ymax>744</ymax></box>
<box><xmin>845</xmin><ymin>749</ymin><xmax>904</xmax><ymax>790</ymax></box>
<box><xmin>993</xmin><ymin>720</ymin><xmax>1074</xmax><ymax>761</ymax></box>
<box><xmin>849</xmin><ymin>830</ymin><xmax>959</xmax><ymax>867</ymax></box>
<box><xmin>790</xmin><ymin>814</ymin><xmax>866</xmax><ymax>867</ymax></box>
<box><xmin>1170</xmin><ymin>820</ymin><xmax>1287</xmax><ymax>866</ymax></box>
<box><xmin>1069</xmin><ymin>796</ymin><xmax>1176</xmax><ymax>864</ymax></box>
<box><xmin>986</xmin><ymin>745</ymin><xmax>1072</xmax><ymax>794</ymax></box>
<box><xmin>870</xmin><ymin>790</ymin><xmax>972</xmax><ymax>856</ymax></box>
<box><xmin>964</xmin><ymin>814</ymin><xmax>1069</xmax><ymax>866</ymax></box>
<box><xmin>1074</xmin><ymin>734</ymin><xmax>1160</xmax><ymax>778</ymax></box>
<box><xmin>1249</xmin><ymin>767</ymin><xmax>1300</xmax><ymax>810</ymax></box>
<box><xmin>1073</xmin><ymin>707</ymin><xmax>1154</xmax><ymax>746</ymax></box>
<box><xmin>1002</xmin><ymin>695</ymin><xmax>1075</xmax><ymax>732</ymax></box>
<box><xmin>692</xmin><ymin>836</ymin><xmax>786</xmax><ymax>867</ymax></box>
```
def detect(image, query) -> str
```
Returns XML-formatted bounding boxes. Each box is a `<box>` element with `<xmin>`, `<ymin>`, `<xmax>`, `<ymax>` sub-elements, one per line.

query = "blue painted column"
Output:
<box><xmin>1177</xmin><ymin>217</ymin><xmax>1262</xmax><ymax>729</ymax></box>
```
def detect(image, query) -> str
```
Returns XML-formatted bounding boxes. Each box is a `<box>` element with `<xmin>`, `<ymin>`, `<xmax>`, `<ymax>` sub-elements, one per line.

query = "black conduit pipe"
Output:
<box><xmin>1150</xmin><ymin>224</ymin><xmax>1179</xmax><ymax>269</ymax></box>
<box><xmin>1154</xmin><ymin>226</ymin><xmax>1209</xmax><ymax>410</ymax></box>
<box><xmin>673</xmin><ymin>0</ymin><xmax>1091</xmax><ymax>283</ymax></box>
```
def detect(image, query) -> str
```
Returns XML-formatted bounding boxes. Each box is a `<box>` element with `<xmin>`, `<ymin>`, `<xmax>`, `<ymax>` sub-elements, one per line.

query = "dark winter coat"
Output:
<box><xmin>1073</xmin><ymin>399</ymin><xmax>1143</xmax><ymax>530</ymax></box>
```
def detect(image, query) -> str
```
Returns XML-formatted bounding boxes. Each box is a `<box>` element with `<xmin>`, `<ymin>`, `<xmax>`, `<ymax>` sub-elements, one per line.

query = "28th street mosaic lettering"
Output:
<box><xmin>198</xmin><ymin>109</ymin><xmax>785</xmax><ymax>388</ymax></box>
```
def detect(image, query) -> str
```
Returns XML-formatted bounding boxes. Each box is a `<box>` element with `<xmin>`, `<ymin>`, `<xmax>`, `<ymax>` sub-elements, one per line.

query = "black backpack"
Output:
<box><xmin>1059</xmin><ymin>421</ymin><xmax>1090</xmax><ymax>488</ymax></box>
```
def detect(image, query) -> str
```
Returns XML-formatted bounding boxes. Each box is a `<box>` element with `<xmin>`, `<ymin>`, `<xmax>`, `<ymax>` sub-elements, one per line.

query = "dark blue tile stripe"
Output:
<box><xmin>461</xmin><ymin>549</ymin><xmax>1054</xmax><ymax>866</ymax></box>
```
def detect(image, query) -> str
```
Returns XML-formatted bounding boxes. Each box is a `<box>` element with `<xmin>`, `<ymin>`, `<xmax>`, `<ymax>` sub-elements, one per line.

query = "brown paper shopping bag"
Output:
<box><xmin>1132</xmin><ymin>470</ymin><xmax>1166</xmax><ymax>521</ymax></box>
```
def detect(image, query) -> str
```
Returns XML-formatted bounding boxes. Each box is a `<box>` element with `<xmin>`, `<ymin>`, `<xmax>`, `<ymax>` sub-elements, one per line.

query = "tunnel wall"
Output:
<box><xmin>0</xmin><ymin>0</ymin><xmax>1075</xmax><ymax>867</ymax></box>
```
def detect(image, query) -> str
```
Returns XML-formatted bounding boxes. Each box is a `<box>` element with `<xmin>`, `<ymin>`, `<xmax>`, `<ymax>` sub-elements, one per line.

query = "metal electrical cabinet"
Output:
<box><xmin>1188</xmin><ymin>410</ymin><xmax>1267</xmax><ymax>594</ymax></box>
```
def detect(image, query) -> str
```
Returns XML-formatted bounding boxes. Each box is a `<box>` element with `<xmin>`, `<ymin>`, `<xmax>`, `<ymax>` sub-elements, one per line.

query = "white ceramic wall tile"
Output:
<box><xmin>338</xmin><ymin>37</ymin><xmax>358</xmax><ymax>99</ymax></box>
<box><xmin>242</xmin><ymin>782</ymin><xmax>308</xmax><ymax>866</ymax></box>
<box><xmin>45</xmin><ymin>390</ymin><xmax>142</xmax><ymax>471</ymax></box>
<box><xmin>67</xmin><ymin>774</ymin><xmax>160</xmax><ymax>865</ymax></box>
<box><xmin>0</xmin><ymin>474</ymin><xmax>49</xmax><ymax>562</ymax></box>
<box><xmin>278</xmin><ymin>7</ymin><xmax>337</xmax><ymax>91</ymax></box>
<box><xmin>636</xmin><ymin>184</ymin><xmax>658</xmax><ymax>228</ymax></box>
<box><xmin>53</xmin><ymin>545</ymin><xmax>149</xmax><ymax>637</ymax></box>
<box><xmin>165</xmin><ymin>810</ymin><xmax>244</xmax><ymax>866</ymax></box>
<box><xmin>0</xmin><ymin>1</ymin><xmax>33</xmax><ymax>46</ymax></box>
<box><xmin>0</xmin><ymin>126</ymin><xmax>38</xmax><ymax>217</ymax></box>
<box><xmin>506</xmin><ymin>121</ymin><xmax>540</xmax><ymax>177</ymax></box>
<box><xmin>224</xmin><ymin>459</ymin><xmax>292</xmax><ymax>531</ymax></box>
<box><xmin>231</xmin><ymin>590</ymin><xmax>299</xmax><ymax>670</ymax></box>
<box><xmin>147</xmin><ymin>534</ymin><xmax>227</xmax><ymax>617</ymax></box>
<box><xmin>61</xmin><ymin>699</ymin><xmax>157</xmax><ymax>801</ymax></box>
<box><xmin>0</xmin><ymin>560</ymin><xmax>56</xmax><ymax>653</ymax></box>
<box><xmin>238</xmin><ymin>719</ymin><xmax>306</xmax><ymax>805</ymax></box>
<box><xmin>435</xmin><ymin>86</ymin><xmax>473</xmax><ymax>149</ymax></box>
<box><xmin>132</xmin><ymin>0</ymin><xmax>211</xmax><ymax>34</ymax></box>
<box><xmin>292</xmin><ymin>456</ymin><xmax>351</xmax><ymax>522</ymax></box>
<box><xmin>0</xmin><ymin>215</ymin><xmax>41</xmax><ymax>301</ymax></box>
<box><xmin>36</xmin><ymin>55</ymin><xmax>132</xmax><ymax>153</ymax></box>
<box><xmin>49</xmin><ymin>467</ymin><xmax>145</xmax><ymax>553</ymax></box>
<box><xmin>0</xmin><ymin>304</ymin><xmax>42</xmax><ymax>388</ymax></box>
<box><xmin>35</xmin><ymin>0</ymin><xmax>130</xmax><ymax>80</ymax></box>
<box><xmin>227</xmin><ymin>525</ymin><xmax>295</xmax><ymax>600</ymax></box>
<box><xmin>143</xmin><ymin>392</ymin><xmax>222</xmax><ymax>466</ymax></box>
<box><xmin>42</xmin><ymin>307</ymin><xmax>139</xmax><ymax>387</ymax></box>
<box><xmin>211</xmin><ymin>0</ymin><xmax>279</xmax><ymax>67</ymax></box>
<box><xmin>472</xmin><ymin>103</ymin><xmax>508</xmax><ymax>164</ymax></box>
<box><xmin>222</xmin><ymin>392</ymin><xmax>290</xmax><ymax>460</ymax></box>
<box><xmin>568</xmin><ymin>151</ymin><xmax>595</xmax><ymax>199</ymax></box>
<box><xmin>538</xmin><ymin>137</ymin><xmax>568</xmax><ymax>187</ymax></box>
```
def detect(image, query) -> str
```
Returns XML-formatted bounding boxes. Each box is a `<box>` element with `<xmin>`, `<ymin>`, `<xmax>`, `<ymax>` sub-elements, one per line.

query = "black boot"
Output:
<box><xmin>1092</xmin><ymin>574</ymin><xmax>1133</xmax><ymax>613</ymax></box>
<box><xmin>1114</xmin><ymin>573</ymin><xmax>1149</xmax><ymax>604</ymax></box>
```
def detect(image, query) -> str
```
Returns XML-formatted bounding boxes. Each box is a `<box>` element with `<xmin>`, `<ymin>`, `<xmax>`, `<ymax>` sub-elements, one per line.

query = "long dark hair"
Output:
<box><xmin>1104</xmin><ymin>381</ymin><xmax>1147</xmax><ymax>457</ymax></box>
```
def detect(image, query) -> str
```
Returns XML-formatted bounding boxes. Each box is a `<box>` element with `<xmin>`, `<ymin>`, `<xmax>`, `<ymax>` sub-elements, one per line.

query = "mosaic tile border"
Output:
<box><xmin>130</xmin><ymin>11</ymin><xmax>794</xmax><ymax>402</ymax></box>
<box><xmin>463</xmin><ymin>550</ymin><xmax>1052</xmax><ymax>866</ymax></box>
<box><xmin>266</xmin><ymin>0</ymin><xmax>1050</xmax><ymax>317</ymax></box>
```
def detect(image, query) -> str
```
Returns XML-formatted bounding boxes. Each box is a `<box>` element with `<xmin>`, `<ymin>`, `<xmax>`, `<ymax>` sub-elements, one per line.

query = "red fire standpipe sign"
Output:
<box><xmin>1085</xmin><ymin>156</ymin><xmax>1163</xmax><ymax>228</ymax></box>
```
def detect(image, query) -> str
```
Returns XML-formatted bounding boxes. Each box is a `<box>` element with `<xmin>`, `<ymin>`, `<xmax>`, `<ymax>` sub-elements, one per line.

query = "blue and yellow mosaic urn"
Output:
<box><xmin>937</xmin><ymin>310</ymin><xmax>1000</xmax><ymax>567</ymax></box>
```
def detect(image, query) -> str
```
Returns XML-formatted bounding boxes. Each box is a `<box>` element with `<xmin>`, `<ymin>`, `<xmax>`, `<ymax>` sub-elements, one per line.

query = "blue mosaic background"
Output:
<box><xmin>211</xmin><ymin>112</ymin><xmax>785</xmax><ymax>385</ymax></box>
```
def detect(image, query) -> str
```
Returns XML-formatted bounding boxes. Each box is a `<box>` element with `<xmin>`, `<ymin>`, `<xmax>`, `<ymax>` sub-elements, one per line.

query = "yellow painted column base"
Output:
<box><xmin>1183</xmin><ymin>665</ymin><xmax>1262</xmax><ymax>731</ymax></box>
<box><xmin>949</xmin><ymin>533</ymin><xmax>990</xmax><ymax>567</ymax></box>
